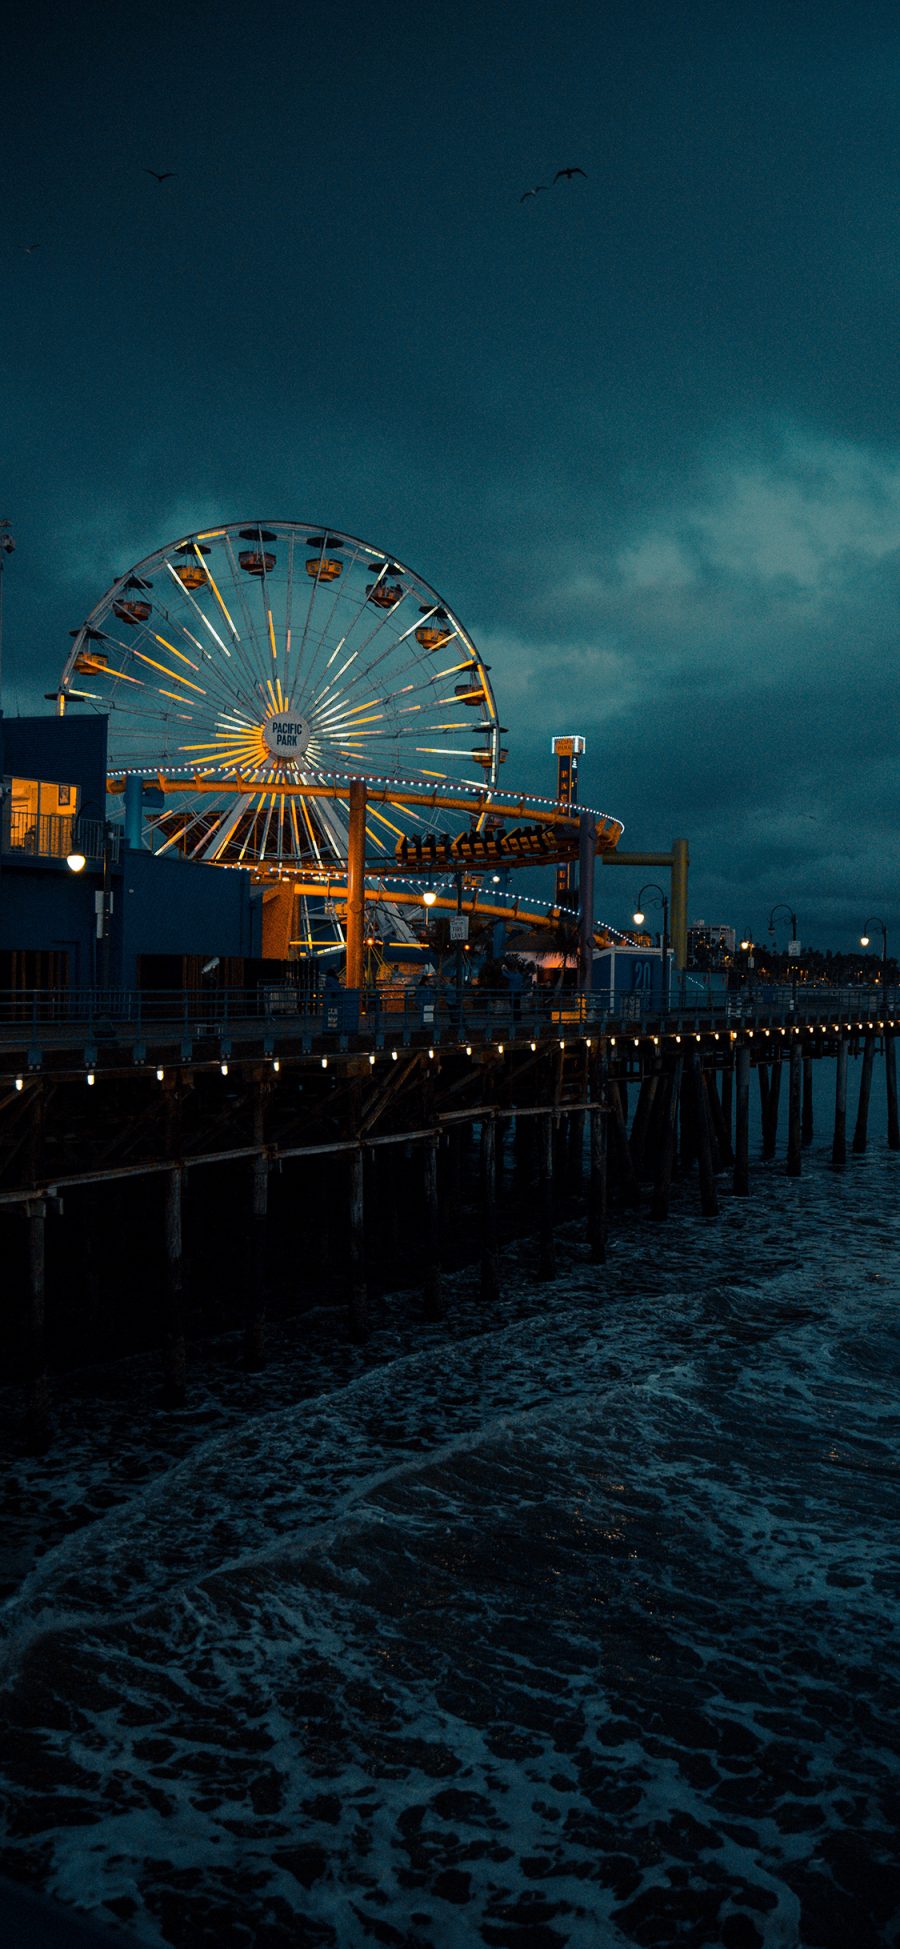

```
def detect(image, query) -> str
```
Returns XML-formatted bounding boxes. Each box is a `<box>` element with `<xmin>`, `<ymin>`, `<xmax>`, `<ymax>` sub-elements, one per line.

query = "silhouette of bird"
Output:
<box><xmin>145</xmin><ymin>169</ymin><xmax>176</xmax><ymax>183</ymax></box>
<box><xmin>519</xmin><ymin>185</ymin><xmax>547</xmax><ymax>202</ymax></box>
<box><xmin>21</xmin><ymin>243</ymin><xmax>40</xmax><ymax>253</ymax></box>
<box><xmin>554</xmin><ymin>166</ymin><xmax>587</xmax><ymax>182</ymax></box>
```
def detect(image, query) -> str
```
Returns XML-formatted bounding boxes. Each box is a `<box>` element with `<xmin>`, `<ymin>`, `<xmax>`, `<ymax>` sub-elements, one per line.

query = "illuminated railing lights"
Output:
<box><xmin>15</xmin><ymin>1076</ymin><xmax>23</xmax><ymax>1091</ymax></box>
<box><xmin>86</xmin><ymin>1072</ymin><xmax>95</xmax><ymax>1086</ymax></box>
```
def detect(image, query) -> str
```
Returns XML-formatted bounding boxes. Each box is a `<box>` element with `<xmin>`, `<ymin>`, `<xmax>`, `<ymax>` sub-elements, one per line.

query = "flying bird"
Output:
<box><xmin>519</xmin><ymin>185</ymin><xmax>548</xmax><ymax>202</ymax></box>
<box><xmin>554</xmin><ymin>166</ymin><xmax>587</xmax><ymax>182</ymax></box>
<box><xmin>21</xmin><ymin>243</ymin><xmax>41</xmax><ymax>254</ymax></box>
<box><xmin>145</xmin><ymin>169</ymin><xmax>176</xmax><ymax>183</ymax></box>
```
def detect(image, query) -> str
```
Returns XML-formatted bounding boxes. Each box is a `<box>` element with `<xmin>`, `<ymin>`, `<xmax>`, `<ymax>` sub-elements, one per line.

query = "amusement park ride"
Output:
<box><xmin>57</xmin><ymin>518</ymin><xmax>687</xmax><ymax>979</ymax></box>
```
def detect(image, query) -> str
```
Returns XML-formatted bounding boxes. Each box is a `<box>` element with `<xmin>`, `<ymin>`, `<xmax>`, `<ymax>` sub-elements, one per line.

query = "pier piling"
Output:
<box><xmin>348</xmin><ymin>1147</ymin><xmax>368</xmax><ymax>1340</ymax></box>
<box><xmin>886</xmin><ymin>1028</ymin><xmax>899</xmax><ymax>1152</ymax></box>
<box><xmin>733</xmin><ymin>1044</ymin><xmax>750</xmax><ymax>1197</ymax></box>
<box><xmin>422</xmin><ymin>1134</ymin><xmax>443</xmax><ymax>1318</ymax></box>
<box><xmin>537</xmin><ymin>1110</ymin><xmax>556</xmax><ymax>1280</ymax></box>
<box><xmin>832</xmin><ymin>1039</ymin><xmax>848</xmax><ymax>1170</ymax></box>
<box><xmin>651</xmin><ymin>1056</ymin><xmax>682</xmax><ymax>1221</ymax></box>
<box><xmin>24</xmin><ymin>1198</ymin><xmax>50</xmax><ymax>1453</ymax></box>
<box><xmin>588</xmin><ymin>1049</ymin><xmax>608</xmax><ymax>1263</ymax></box>
<box><xmin>244</xmin><ymin>1082</ymin><xmax>269</xmax><ymax>1369</ymax></box>
<box><xmin>786</xmin><ymin>1044</ymin><xmax>802</xmax><ymax>1177</ymax></box>
<box><xmin>479</xmin><ymin>1114</ymin><xmax>500</xmax><ymax>1304</ymax></box>
<box><xmin>852</xmin><ymin>1034</ymin><xmax>875</xmax><ymax>1155</ymax></box>
<box><xmin>689</xmin><ymin>1054</ymin><xmax>719</xmax><ymax>1217</ymax></box>
<box><xmin>802</xmin><ymin>1055</ymin><xmax>814</xmax><ymax>1147</ymax></box>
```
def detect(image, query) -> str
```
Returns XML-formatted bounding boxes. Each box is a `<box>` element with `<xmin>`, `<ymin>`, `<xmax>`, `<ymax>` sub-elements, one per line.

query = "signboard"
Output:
<box><xmin>449</xmin><ymin>915</ymin><xmax>469</xmax><ymax>942</ymax></box>
<box><xmin>787</xmin><ymin>939</ymin><xmax>801</xmax><ymax>958</ymax></box>
<box><xmin>262</xmin><ymin>713</ymin><xmax>311</xmax><ymax>760</ymax></box>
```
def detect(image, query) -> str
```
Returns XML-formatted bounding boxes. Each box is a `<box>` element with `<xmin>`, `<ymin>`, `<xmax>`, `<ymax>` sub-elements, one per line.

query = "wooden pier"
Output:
<box><xmin>1</xmin><ymin>988</ymin><xmax>897</xmax><ymax>1450</ymax></box>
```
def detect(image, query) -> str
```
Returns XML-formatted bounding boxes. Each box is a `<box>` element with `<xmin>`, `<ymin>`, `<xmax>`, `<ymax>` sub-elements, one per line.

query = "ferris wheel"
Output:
<box><xmin>59</xmin><ymin>520</ymin><xmax>506</xmax><ymax>876</ymax></box>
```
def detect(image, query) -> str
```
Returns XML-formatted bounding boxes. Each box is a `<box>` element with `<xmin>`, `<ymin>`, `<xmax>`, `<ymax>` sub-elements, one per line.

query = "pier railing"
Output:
<box><xmin>0</xmin><ymin>980</ymin><xmax>893</xmax><ymax>1068</ymax></box>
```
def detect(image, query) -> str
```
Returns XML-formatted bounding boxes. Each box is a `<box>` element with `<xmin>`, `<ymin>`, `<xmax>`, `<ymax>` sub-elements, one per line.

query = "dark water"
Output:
<box><xmin>1</xmin><ymin>1062</ymin><xmax>899</xmax><ymax>1948</ymax></box>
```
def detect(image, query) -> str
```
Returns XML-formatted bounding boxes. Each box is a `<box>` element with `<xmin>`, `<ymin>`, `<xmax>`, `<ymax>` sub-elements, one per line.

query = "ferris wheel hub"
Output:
<box><xmin>262</xmin><ymin>712</ymin><xmax>311</xmax><ymax>761</ymax></box>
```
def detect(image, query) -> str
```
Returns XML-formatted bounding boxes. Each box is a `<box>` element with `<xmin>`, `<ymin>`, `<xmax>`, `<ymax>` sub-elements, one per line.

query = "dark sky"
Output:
<box><xmin>2</xmin><ymin>0</ymin><xmax>898</xmax><ymax>948</ymax></box>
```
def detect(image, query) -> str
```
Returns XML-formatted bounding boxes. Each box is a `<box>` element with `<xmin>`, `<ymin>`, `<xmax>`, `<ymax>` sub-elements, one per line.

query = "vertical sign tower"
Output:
<box><xmin>551</xmin><ymin>735</ymin><xmax>586</xmax><ymax>909</ymax></box>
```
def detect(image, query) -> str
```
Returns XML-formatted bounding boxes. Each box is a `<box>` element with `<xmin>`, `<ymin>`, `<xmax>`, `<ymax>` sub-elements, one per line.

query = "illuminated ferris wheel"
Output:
<box><xmin>59</xmin><ymin>520</ymin><xmax>506</xmax><ymax>874</ymax></box>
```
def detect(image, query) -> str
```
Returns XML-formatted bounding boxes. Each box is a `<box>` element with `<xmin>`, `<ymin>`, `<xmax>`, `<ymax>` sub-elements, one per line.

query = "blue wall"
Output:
<box><xmin>118</xmin><ymin>851</ymin><xmax>260</xmax><ymax>984</ymax></box>
<box><xmin>1</xmin><ymin>712</ymin><xmax>108</xmax><ymax>820</ymax></box>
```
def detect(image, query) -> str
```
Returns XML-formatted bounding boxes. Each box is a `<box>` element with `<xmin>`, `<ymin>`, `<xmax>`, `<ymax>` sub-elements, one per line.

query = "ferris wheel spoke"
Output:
<box><xmin>291</xmin><ymin>533</ymin><xmax>354</xmax><ymax>695</ymax></box>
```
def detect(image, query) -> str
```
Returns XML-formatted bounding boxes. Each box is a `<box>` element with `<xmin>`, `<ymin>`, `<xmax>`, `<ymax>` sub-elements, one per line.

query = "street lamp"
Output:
<box><xmin>67</xmin><ymin>827</ymin><xmax>113</xmax><ymax>987</ymax></box>
<box><xmin>634</xmin><ymin>882</ymin><xmax>669</xmax><ymax>1013</ymax></box>
<box><xmin>860</xmin><ymin>916</ymin><xmax>888</xmax><ymax>1001</ymax></box>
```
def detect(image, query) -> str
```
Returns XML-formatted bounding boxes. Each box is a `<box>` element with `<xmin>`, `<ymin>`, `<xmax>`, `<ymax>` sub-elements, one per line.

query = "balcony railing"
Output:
<box><xmin>1</xmin><ymin>811</ymin><xmax>118</xmax><ymax>864</ymax></box>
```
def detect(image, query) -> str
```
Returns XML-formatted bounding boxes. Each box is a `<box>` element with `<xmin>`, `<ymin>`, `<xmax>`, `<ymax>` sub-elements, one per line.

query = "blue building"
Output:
<box><xmin>0</xmin><ymin>713</ymin><xmax>262</xmax><ymax>990</ymax></box>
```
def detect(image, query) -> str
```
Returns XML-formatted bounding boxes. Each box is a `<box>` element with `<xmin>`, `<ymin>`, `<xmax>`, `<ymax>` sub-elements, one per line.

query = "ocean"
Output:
<box><xmin>1</xmin><ymin>1055</ymin><xmax>899</xmax><ymax>1948</ymax></box>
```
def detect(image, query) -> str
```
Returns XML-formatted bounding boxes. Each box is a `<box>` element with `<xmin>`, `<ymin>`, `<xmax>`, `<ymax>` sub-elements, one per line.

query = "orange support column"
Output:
<box><xmin>346</xmin><ymin>777</ymin><xmax>366</xmax><ymax>990</ymax></box>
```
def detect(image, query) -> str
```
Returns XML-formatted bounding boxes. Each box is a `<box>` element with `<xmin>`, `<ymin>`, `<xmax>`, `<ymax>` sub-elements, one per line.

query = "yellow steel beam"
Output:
<box><xmin>107</xmin><ymin>770</ymin><xmax>621</xmax><ymax>842</ymax></box>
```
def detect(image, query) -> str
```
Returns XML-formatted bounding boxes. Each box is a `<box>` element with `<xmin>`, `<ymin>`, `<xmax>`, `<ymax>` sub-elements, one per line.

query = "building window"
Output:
<box><xmin>3</xmin><ymin>777</ymin><xmax>80</xmax><ymax>857</ymax></box>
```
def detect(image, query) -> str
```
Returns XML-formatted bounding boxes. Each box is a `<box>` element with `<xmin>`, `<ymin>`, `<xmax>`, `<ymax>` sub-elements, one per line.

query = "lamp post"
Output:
<box><xmin>67</xmin><ymin>826</ymin><xmax>113</xmax><ymax>989</ymax></box>
<box><xmin>740</xmin><ymin>935</ymin><xmax>755</xmax><ymax>1009</ymax></box>
<box><xmin>633</xmin><ymin>882</ymin><xmax>669</xmax><ymax>1014</ymax></box>
<box><xmin>769</xmin><ymin>902</ymin><xmax>799</xmax><ymax>1015</ymax></box>
<box><xmin>860</xmin><ymin>917</ymin><xmax>888</xmax><ymax>1005</ymax></box>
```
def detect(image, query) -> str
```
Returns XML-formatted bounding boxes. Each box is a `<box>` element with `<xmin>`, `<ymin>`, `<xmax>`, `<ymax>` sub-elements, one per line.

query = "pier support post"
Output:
<box><xmin>832</xmin><ymin>1039</ymin><xmax>848</xmax><ymax>1170</ymax></box>
<box><xmin>21</xmin><ymin>1091</ymin><xmax>50</xmax><ymax>1451</ymax></box>
<box><xmin>762</xmin><ymin>1057</ymin><xmax>781</xmax><ymax>1161</ymax></box>
<box><xmin>852</xmin><ymin>1034</ymin><xmax>875</xmax><ymax>1155</ymax></box>
<box><xmin>24</xmin><ymin>1198</ymin><xmax>50</xmax><ymax>1453</ymax></box>
<box><xmin>885</xmin><ymin>1027</ymin><xmax>900</xmax><ymax>1151</ymax></box>
<box><xmin>688</xmin><ymin>1054</ymin><xmax>719</xmax><ymax>1217</ymax></box>
<box><xmin>651</xmin><ymin>1056</ymin><xmax>682</xmax><ymax>1221</ymax></box>
<box><xmin>161</xmin><ymin>1082</ymin><xmax>187</xmax><ymax>1407</ymax></box>
<box><xmin>802</xmin><ymin>1055</ymin><xmax>814</xmax><ymax>1147</ymax></box>
<box><xmin>733</xmin><ymin>1044</ymin><xmax>750</xmax><ymax>1197</ymax></box>
<box><xmin>704</xmin><ymin>1071</ymin><xmax>731</xmax><ymax>1172</ymax></box>
<box><xmin>588</xmin><ymin>1049</ymin><xmax>608</xmax><ymax>1262</ymax></box>
<box><xmin>720</xmin><ymin>1066</ymin><xmax>734</xmax><ymax>1161</ymax></box>
<box><xmin>609</xmin><ymin>1080</ymin><xmax>641</xmax><ymax>1206</ymax></box>
<box><xmin>480</xmin><ymin>1114</ymin><xmax>500</xmax><ymax>1303</ymax></box>
<box><xmin>162</xmin><ymin>1165</ymin><xmax>187</xmax><ymax>1407</ymax></box>
<box><xmin>786</xmin><ymin>1044</ymin><xmax>802</xmax><ymax>1177</ymax></box>
<box><xmin>537</xmin><ymin>1110</ymin><xmax>556</xmax><ymax>1280</ymax></box>
<box><xmin>423</xmin><ymin>1134</ymin><xmax>443</xmax><ymax>1318</ymax></box>
<box><xmin>348</xmin><ymin>1146</ymin><xmax>368</xmax><ymax>1340</ymax></box>
<box><xmin>244</xmin><ymin>1082</ymin><xmax>269</xmax><ymax>1369</ymax></box>
<box><xmin>630</xmin><ymin>1073</ymin><xmax>659</xmax><ymax>1181</ymax></box>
